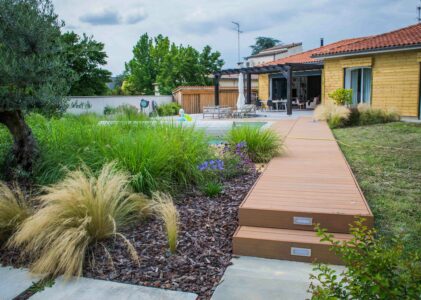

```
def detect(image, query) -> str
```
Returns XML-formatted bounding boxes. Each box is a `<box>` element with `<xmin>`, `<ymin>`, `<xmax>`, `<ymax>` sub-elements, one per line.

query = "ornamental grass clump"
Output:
<box><xmin>226</xmin><ymin>127</ymin><xmax>282</xmax><ymax>163</ymax></box>
<box><xmin>0</xmin><ymin>182</ymin><xmax>31</xmax><ymax>243</ymax></box>
<box><xmin>314</xmin><ymin>104</ymin><xmax>351</xmax><ymax>128</ymax></box>
<box><xmin>152</xmin><ymin>192</ymin><xmax>179</xmax><ymax>254</ymax></box>
<box><xmin>28</xmin><ymin>114</ymin><xmax>210</xmax><ymax>195</ymax></box>
<box><xmin>9</xmin><ymin>162</ymin><xmax>149</xmax><ymax>278</ymax></box>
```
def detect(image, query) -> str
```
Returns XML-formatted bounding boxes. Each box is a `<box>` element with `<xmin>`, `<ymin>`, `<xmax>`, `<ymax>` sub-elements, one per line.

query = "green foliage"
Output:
<box><xmin>3</xmin><ymin>114</ymin><xmax>211</xmax><ymax>195</ymax></box>
<box><xmin>314</xmin><ymin>104</ymin><xmax>400</xmax><ymax>129</ymax></box>
<box><xmin>250</xmin><ymin>37</ymin><xmax>281</xmax><ymax>55</ymax></box>
<box><xmin>309</xmin><ymin>219</ymin><xmax>421</xmax><ymax>299</ymax></box>
<box><xmin>328</xmin><ymin>88</ymin><xmax>353</xmax><ymax>105</ymax></box>
<box><xmin>0</xmin><ymin>0</ymin><xmax>70</xmax><ymax>113</ymax></box>
<box><xmin>200</xmin><ymin>181</ymin><xmax>223</xmax><ymax>197</ymax></box>
<box><xmin>29</xmin><ymin>277</ymin><xmax>55</xmax><ymax>293</ymax></box>
<box><xmin>333</xmin><ymin>122</ymin><xmax>421</xmax><ymax>251</ymax></box>
<box><xmin>157</xmin><ymin>102</ymin><xmax>182</xmax><ymax>116</ymax></box>
<box><xmin>125</xmin><ymin>33</ymin><xmax>224</xmax><ymax>95</ymax></box>
<box><xmin>103</xmin><ymin>104</ymin><xmax>147</xmax><ymax>121</ymax></box>
<box><xmin>227</xmin><ymin>127</ymin><xmax>282</xmax><ymax>163</ymax></box>
<box><xmin>60</xmin><ymin>32</ymin><xmax>112</xmax><ymax>96</ymax></box>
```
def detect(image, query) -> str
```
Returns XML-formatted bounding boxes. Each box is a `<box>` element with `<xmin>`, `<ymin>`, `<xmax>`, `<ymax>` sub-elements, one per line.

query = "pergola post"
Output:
<box><xmin>286</xmin><ymin>66</ymin><xmax>293</xmax><ymax>115</ymax></box>
<box><xmin>214</xmin><ymin>74</ymin><xmax>220</xmax><ymax>106</ymax></box>
<box><xmin>246</xmin><ymin>73</ymin><xmax>252</xmax><ymax>104</ymax></box>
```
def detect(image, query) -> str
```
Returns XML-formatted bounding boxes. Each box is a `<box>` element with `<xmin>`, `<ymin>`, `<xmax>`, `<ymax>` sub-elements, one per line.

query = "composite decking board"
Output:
<box><xmin>236</xmin><ymin>226</ymin><xmax>352</xmax><ymax>243</ymax></box>
<box><xmin>233</xmin><ymin>226</ymin><xmax>350</xmax><ymax>264</ymax></box>
<box><xmin>240</xmin><ymin>117</ymin><xmax>373</xmax><ymax>217</ymax></box>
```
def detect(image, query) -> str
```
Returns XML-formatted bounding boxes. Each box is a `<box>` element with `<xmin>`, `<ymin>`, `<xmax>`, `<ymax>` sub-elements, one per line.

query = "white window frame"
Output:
<box><xmin>344</xmin><ymin>67</ymin><xmax>372</xmax><ymax>105</ymax></box>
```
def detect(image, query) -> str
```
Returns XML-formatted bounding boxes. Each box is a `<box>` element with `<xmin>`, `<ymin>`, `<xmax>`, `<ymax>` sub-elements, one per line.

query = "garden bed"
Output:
<box><xmin>0</xmin><ymin>169</ymin><xmax>259</xmax><ymax>300</ymax></box>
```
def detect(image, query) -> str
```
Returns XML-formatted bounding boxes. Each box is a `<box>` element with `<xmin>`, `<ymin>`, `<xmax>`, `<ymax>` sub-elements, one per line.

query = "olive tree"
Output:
<box><xmin>0</xmin><ymin>0</ymin><xmax>70</xmax><ymax>177</ymax></box>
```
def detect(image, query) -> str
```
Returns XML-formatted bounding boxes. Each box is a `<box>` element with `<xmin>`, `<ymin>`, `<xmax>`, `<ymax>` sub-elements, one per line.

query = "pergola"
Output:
<box><xmin>213</xmin><ymin>63</ymin><xmax>324</xmax><ymax>115</ymax></box>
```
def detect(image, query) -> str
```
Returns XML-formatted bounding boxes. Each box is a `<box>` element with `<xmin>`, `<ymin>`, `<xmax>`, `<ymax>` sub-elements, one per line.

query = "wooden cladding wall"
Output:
<box><xmin>173</xmin><ymin>87</ymin><xmax>257</xmax><ymax>114</ymax></box>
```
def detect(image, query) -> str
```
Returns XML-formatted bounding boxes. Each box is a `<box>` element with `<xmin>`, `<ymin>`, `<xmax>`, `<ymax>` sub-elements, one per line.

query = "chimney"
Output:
<box><xmin>320</xmin><ymin>38</ymin><xmax>324</xmax><ymax>47</ymax></box>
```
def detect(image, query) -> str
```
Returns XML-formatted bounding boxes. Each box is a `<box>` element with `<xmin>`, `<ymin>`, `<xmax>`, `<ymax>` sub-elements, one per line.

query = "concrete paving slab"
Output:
<box><xmin>30</xmin><ymin>276</ymin><xmax>197</xmax><ymax>300</ymax></box>
<box><xmin>0</xmin><ymin>266</ymin><xmax>40</xmax><ymax>300</ymax></box>
<box><xmin>211</xmin><ymin>256</ymin><xmax>345</xmax><ymax>300</ymax></box>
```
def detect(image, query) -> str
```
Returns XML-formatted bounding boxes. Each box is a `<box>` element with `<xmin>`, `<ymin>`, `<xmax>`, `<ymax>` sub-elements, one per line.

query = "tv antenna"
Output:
<box><xmin>418</xmin><ymin>0</ymin><xmax>421</xmax><ymax>22</ymax></box>
<box><xmin>232</xmin><ymin>21</ymin><xmax>243</xmax><ymax>66</ymax></box>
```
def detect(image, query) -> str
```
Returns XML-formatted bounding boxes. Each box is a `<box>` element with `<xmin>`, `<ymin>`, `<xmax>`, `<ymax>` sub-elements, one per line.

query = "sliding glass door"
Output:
<box><xmin>345</xmin><ymin>67</ymin><xmax>372</xmax><ymax>105</ymax></box>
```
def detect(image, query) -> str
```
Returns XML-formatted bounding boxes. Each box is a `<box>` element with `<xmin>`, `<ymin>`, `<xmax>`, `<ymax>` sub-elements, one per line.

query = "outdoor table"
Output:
<box><xmin>272</xmin><ymin>100</ymin><xmax>287</xmax><ymax>111</ymax></box>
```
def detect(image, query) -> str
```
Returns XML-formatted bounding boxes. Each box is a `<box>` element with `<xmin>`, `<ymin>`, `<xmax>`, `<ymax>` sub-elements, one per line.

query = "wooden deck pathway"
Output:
<box><xmin>233</xmin><ymin>117</ymin><xmax>373</xmax><ymax>264</ymax></box>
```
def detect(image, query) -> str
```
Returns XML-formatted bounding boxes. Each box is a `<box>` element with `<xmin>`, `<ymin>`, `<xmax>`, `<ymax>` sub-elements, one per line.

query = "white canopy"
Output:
<box><xmin>236</xmin><ymin>72</ymin><xmax>245</xmax><ymax>110</ymax></box>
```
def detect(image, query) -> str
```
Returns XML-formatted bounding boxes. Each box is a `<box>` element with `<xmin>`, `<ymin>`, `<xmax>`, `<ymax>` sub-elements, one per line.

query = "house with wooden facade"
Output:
<box><xmin>256</xmin><ymin>23</ymin><xmax>421</xmax><ymax>120</ymax></box>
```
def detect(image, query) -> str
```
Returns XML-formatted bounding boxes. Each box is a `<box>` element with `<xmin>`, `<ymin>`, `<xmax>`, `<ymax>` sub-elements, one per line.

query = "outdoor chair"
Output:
<box><xmin>296</xmin><ymin>98</ymin><xmax>306</xmax><ymax>110</ymax></box>
<box><xmin>203</xmin><ymin>106</ymin><xmax>232</xmax><ymax>119</ymax></box>
<box><xmin>267</xmin><ymin>100</ymin><xmax>274</xmax><ymax>111</ymax></box>
<box><xmin>233</xmin><ymin>104</ymin><xmax>256</xmax><ymax>118</ymax></box>
<box><xmin>306</xmin><ymin>96</ymin><xmax>320</xmax><ymax>109</ymax></box>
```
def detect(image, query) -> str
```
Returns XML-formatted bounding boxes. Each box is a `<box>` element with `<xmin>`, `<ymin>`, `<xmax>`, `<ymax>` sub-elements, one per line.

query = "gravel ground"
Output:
<box><xmin>1</xmin><ymin>170</ymin><xmax>259</xmax><ymax>300</ymax></box>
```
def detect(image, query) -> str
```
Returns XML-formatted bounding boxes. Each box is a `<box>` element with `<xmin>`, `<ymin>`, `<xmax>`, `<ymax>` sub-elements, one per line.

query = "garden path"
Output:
<box><xmin>233</xmin><ymin>117</ymin><xmax>373</xmax><ymax>264</ymax></box>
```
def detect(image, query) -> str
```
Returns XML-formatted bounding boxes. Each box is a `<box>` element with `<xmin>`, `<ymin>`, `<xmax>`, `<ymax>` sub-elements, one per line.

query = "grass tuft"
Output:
<box><xmin>226</xmin><ymin>127</ymin><xmax>282</xmax><ymax>163</ymax></box>
<box><xmin>152</xmin><ymin>192</ymin><xmax>179</xmax><ymax>254</ymax></box>
<box><xmin>0</xmin><ymin>182</ymin><xmax>31</xmax><ymax>243</ymax></box>
<box><xmin>200</xmin><ymin>181</ymin><xmax>223</xmax><ymax>197</ymax></box>
<box><xmin>9</xmin><ymin>162</ymin><xmax>148</xmax><ymax>278</ymax></box>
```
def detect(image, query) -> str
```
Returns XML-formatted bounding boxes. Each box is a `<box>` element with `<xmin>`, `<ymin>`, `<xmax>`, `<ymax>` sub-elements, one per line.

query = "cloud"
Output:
<box><xmin>79</xmin><ymin>9</ymin><xmax>121</xmax><ymax>25</ymax></box>
<box><xmin>125</xmin><ymin>9</ymin><xmax>147</xmax><ymax>25</ymax></box>
<box><xmin>79</xmin><ymin>7</ymin><xmax>147</xmax><ymax>26</ymax></box>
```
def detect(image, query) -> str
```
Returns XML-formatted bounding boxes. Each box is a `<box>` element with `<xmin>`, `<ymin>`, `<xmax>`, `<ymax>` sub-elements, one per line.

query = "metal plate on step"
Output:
<box><xmin>291</xmin><ymin>247</ymin><xmax>312</xmax><ymax>257</ymax></box>
<box><xmin>293</xmin><ymin>216</ymin><xmax>313</xmax><ymax>226</ymax></box>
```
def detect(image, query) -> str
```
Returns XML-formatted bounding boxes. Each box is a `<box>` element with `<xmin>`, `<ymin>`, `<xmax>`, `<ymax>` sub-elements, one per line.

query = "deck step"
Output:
<box><xmin>233</xmin><ymin>226</ymin><xmax>352</xmax><ymax>265</ymax></box>
<box><xmin>239</xmin><ymin>206</ymin><xmax>373</xmax><ymax>233</ymax></box>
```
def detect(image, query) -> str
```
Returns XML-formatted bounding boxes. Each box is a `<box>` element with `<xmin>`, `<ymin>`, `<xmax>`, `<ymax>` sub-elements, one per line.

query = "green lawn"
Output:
<box><xmin>334</xmin><ymin>122</ymin><xmax>421</xmax><ymax>251</ymax></box>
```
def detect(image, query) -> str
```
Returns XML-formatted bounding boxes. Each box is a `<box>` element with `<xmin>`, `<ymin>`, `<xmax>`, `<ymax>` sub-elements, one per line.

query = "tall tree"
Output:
<box><xmin>250</xmin><ymin>37</ymin><xmax>281</xmax><ymax>55</ymax></box>
<box><xmin>0</xmin><ymin>0</ymin><xmax>70</xmax><ymax>177</ymax></box>
<box><xmin>61</xmin><ymin>32</ymin><xmax>112</xmax><ymax>96</ymax></box>
<box><xmin>125</xmin><ymin>34</ymin><xmax>224</xmax><ymax>95</ymax></box>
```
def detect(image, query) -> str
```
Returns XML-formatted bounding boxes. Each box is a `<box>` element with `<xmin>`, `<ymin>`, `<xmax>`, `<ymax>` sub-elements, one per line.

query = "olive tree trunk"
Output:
<box><xmin>0</xmin><ymin>110</ymin><xmax>39</xmax><ymax>178</ymax></box>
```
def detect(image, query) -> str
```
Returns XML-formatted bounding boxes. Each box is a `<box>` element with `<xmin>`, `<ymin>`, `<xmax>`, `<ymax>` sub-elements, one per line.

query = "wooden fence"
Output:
<box><xmin>173</xmin><ymin>86</ymin><xmax>257</xmax><ymax>114</ymax></box>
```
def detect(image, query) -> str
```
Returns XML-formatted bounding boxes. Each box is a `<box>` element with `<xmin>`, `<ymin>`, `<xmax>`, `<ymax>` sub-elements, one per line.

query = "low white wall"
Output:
<box><xmin>67</xmin><ymin>95</ymin><xmax>173</xmax><ymax>115</ymax></box>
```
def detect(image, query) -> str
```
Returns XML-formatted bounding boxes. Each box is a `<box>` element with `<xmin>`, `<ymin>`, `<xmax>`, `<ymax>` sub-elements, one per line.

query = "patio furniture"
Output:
<box><xmin>296</xmin><ymin>98</ymin><xmax>306</xmax><ymax>110</ymax></box>
<box><xmin>306</xmin><ymin>96</ymin><xmax>320</xmax><ymax>109</ymax></box>
<box><xmin>272</xmin><ymin>99</ymin><xmax>287</xmax><ymax>111</ymax></box>
<box><xmin>267</xmin><ymin>100</ymin><xmax>274</xmax><ymax>111</ymax></box>
<box><xmin>233</xmin><ymin>104</ymin><xmax>257</xmax><ymax>118</ymax></box>
<box><xmin>203</xmin><ymin>106</ymin><xmax>232</xmax><ymax>119</ymax></box>
<box><xmin>255</xmin><ymin>98</ymin><xmax>262</xmax><ymax>111</ymax></box>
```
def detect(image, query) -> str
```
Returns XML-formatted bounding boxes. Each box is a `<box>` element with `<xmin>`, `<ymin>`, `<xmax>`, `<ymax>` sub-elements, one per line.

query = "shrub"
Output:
<box><xmin>328</xmin><ymin>88</ymin><xmax>353</xmax><ymax>105</ymax></box>
<box><xmin>314</xmin><ymin>104</ymin><xmax>351</xmax><ymax>129</ymax></box>
<box><xmin>226</xmin><ymin>127</ymin><xmax>282</xmax><ymax>163</ymax></box>
<box><xmin>9</xmin><ymin>163</ymin><xmax>149</xmax><ymax>278</ymax></box>
<box><xmin>157</xmin><ymin>102</ymin><xmax>182</xmax><ymax>116</ymax></box>
<box><xmin>0</xmin><ymin>182</ymin><xmax>31</xmax><ymax>243</ymax></box>
<box><xmin>22</xmin><ymin>115</ymin><xmax>211</xmax><ymax>195</ymax></box>
<box><xmin>152</xmin><ymin>192</ymin><xmax>179</xmax><ymax>254</ymax></box>
<box><xmin>328</xmin><ymin>105</ymin><xmax>351</xmax><ymax>128</ymax></box>
<box><xmin>309</xmin><ymin>219</ymin><xmax>421</xmax><ymax>299</ymax></box>
<box><xmin>200</xmin><ymin>181</ymin><xmax>223</xmax><ymax>197</ymax></box>
<box><xmin>356</xmin><ymin>104</ymin><xmax>401</xmax><ymax>126</ymax></box>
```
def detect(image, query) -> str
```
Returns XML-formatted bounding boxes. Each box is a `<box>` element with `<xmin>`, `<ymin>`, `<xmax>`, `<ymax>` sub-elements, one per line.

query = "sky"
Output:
<box><xmin>52</xmin><ymin>0</ymin><xmax>418</xmax><ymax>75</ymax></box>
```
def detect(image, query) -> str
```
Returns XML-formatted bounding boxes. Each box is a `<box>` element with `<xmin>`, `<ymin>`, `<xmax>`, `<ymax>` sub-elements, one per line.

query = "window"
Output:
<box><xmin>344</xmin><ymin>67</ymin><xmax>372</xmax><ymax>105</ymax></box>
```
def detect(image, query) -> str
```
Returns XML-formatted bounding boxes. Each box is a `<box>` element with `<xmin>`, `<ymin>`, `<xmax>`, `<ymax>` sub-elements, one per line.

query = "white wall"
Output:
<box><xmin>67</xmin><ymin>95</ymin><xmax>173</xmax><ymax>115</ymax></box>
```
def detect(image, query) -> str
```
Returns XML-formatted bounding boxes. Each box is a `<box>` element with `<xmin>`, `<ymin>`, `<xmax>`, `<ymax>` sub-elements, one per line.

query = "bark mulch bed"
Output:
<box><xmin>0</xmin><ymin>170</ymin><xmax>259</xmax><ymax>300</ymax></box>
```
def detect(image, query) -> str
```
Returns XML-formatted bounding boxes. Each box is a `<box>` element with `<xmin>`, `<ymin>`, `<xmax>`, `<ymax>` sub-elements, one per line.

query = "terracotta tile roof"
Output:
<box><xmin>313</xmin><ymin>23</ymin><xmax>421</xmax><ymax>57</ymax></box>
<box><xmin>260</xmin><ymin>37</ymin><xmax>366</xmax><ymax>66</ymax></box>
